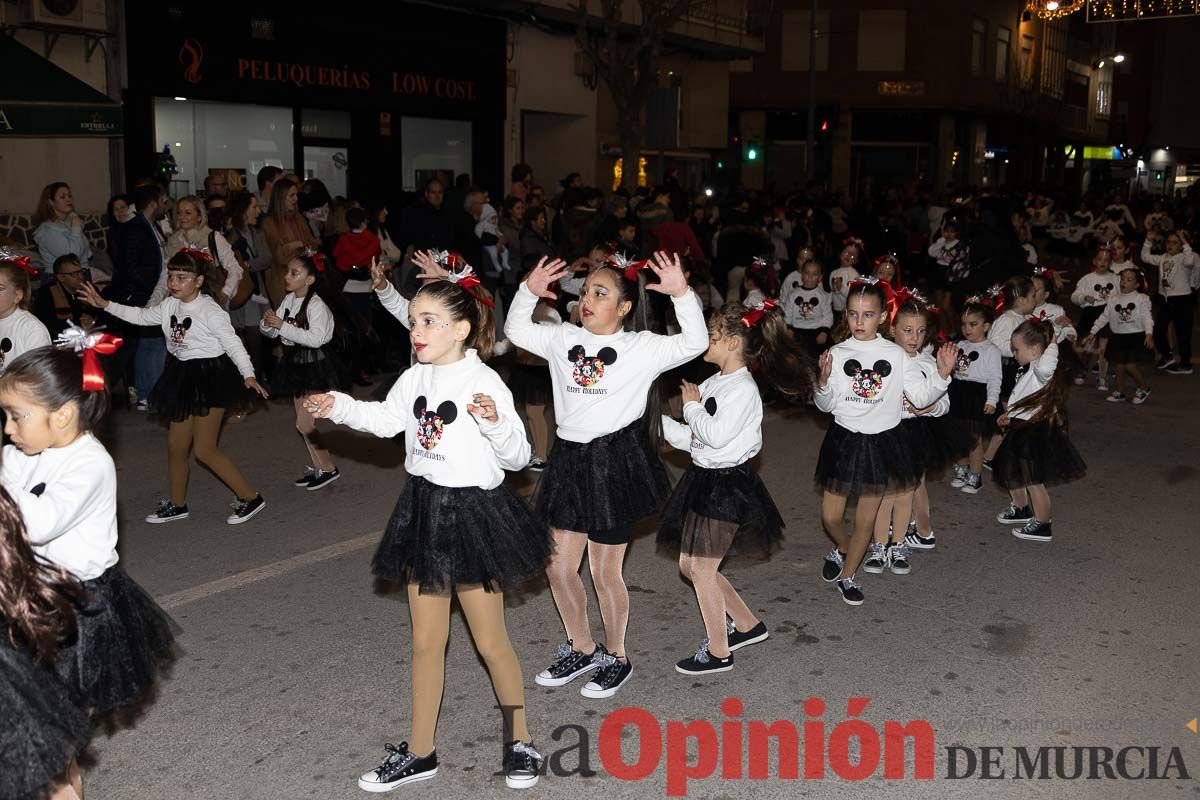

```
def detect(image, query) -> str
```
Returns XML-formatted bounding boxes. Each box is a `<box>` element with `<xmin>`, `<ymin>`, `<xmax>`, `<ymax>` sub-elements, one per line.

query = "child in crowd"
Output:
<box><xmin>1083</xmin><ymin>267</ymin><xmax>1154</xmax><ymax>405</ymax></box>
<box><xmin>829</xmin><ymin>239</ymin><xmax>865</xmax><ymax>316</ymax></box>
<box><xmin>948</xmin><ymin>296</ymin><xmax>1002</xmax><ymax>494</ymax></box>
<box><xmin>0</xmin><ymin>253</ymin><xmax>53</xmax><ymax>374</ymax></box>
<box><xmin>1031</xmin><ymin>267</ymin><xmax>1077</xmax><ymax>345</ymax></box>
<box><xmin>1070</xmin><ymin>247</ymin><xmax>1118</xmax><ymax>388</ymax></box>
<box><xmin>1142</xmin><ymin>230</ymin><xmax>1199</xmax><ymax>375</ymax></box>
<box><xmin>783</xmin><ymin>259</ymin><xmax>833</xmax><ymax>357</ymax></box>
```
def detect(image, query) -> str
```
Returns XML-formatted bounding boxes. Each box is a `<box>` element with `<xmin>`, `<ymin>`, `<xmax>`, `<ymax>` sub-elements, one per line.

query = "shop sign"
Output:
<box><xmin>877</xmin><ymin>81</ymin><xmax>925</xmax><ymax>96</ymax></box>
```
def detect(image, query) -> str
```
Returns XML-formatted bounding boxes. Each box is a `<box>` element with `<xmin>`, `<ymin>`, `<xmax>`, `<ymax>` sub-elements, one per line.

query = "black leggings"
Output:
<box><xmin>1155</xmin><ymin>295</ymin><xmax>1195</xmax><ymax>367</ymax></box>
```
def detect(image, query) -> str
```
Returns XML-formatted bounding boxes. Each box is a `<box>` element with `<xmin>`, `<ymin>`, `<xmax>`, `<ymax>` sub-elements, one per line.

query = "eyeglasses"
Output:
<box><xmin>167</xmin><ymin>273</ymin><xmax>198</xmax><ymax>283</ymax></box>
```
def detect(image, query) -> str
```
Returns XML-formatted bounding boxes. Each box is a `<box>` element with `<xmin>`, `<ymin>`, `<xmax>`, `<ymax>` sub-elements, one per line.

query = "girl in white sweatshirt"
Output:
<box><xmin>1070</xmin><ymin>247</ymin><xmax>1118</xmax><ymax>388</ymax></box>
<box><xmin>308</xmin><ymin>275</ymin><xmax>552</xmax><ymax>792</ymax></box>
<box><xmin>1082</xmin><ymin>267</ymin><xmax>1154</xmax><ymax>404</ymax></box>
<box><xmin>659</xmin><ymin>300</ymin><xmax>812</xmax><ymax>675</ymax></box>
<box><xmin>813</xmin><ymin>279</ymin><xmax>956</xmax><ymax>606</ymax></box>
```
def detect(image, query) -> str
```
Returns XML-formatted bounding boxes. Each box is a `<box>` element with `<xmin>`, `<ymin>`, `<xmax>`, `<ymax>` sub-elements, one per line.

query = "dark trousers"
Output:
<box><xmin>1155</xmin><ymin>294</ymin><xmax>1196</xmax><ymax>366</ymax></box>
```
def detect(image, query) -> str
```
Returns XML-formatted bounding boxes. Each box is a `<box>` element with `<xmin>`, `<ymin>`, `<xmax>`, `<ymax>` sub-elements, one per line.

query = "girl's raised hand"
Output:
<box><xmin>413</xmin><ymin>250</ymin><xmax>450</xmax><ymax>282</ymax></box>
<box><xmin>261</xmin><ymin>308</ymin><xmax>284</xmax><ymax>329</ymax></box>
<box><xmin>680</xmin><ymin>379</ymin><xmax>701</xmax><ymax>405</ymax></box>
<box><xmin>817</xmin><ymin>350</ymin><xmax>833</xmax><ymax>388</ymax></box>
<box><xmin>467</xmin><ymin>393</ymin><xmax>499</xmax><ymax>424</ymax></box>
<box><xmin>370</xmin><ymin>257</ymin><xmax>389</xmax><ymax>291</ymax></box>
<box><xmin>645</xmin><ymin>251</ymin><xmax>689</xmax><ymax>298</ymax></box>
<box><xmin>245</xmin><ymin>377</ymin><xmax>270</xmax><ymax>399</ymax></box>
<box><xmin>304</xmin><ymin>393</ymin><xmax>336</xmax><ymax>418</ymax></box>
<box><xmin>935</xmin><ymin>341</ymin><xmax>957</xmax><ymax>377</ymax></box>
<box><xmin>525</xmin><ymin>257</ymin><xmax>568</xmax><ymax>300</ymax></box>
<box><xmin>76</xmin><ymin>281</ymin><xmax>108</xmax><ymax>309</ymax></box>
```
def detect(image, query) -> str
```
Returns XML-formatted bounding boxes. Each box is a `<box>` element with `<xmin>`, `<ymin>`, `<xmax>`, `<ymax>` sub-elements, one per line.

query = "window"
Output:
<box><xmin>781</xmin><ymin>9</ymin><xmax>829</xmax><ymax>71</ymax></box>
<box><xmin>1041</xmin><ymin>20</ymin><xmax>1066</xmax><ymax>99</ymax></box>
<box><xmin>153</xmin><ymin>98</ymin><xmax>293</xmax><ymax>199</ymax></box>
<box><xmin>971</xmin><ymin>18</ymin><xmax>986</xmax><ymax>77</ymax></box>
<box><xmin>857</xmin><ymin>10</ymin><xmax>907</xmax><ymax>72</ymax></box>
<box><xmin>1095</xmin><ymin>64</ymin><xmax>1112</xmax><ymax>117</ymax></box>
<box><xmin>1020</xmin><ymin>34</ymin><xmax>1035</xmax><ymax>88</ymax></box>
<box><xmin>996</xmin><ymin>26</ymin><xmax>1010</xmax><ymax>82</ymax></box>
<box><xmin>401</xmin><ymin>117</ymin><xmax>472</xmax><ymax>192</ymax></box>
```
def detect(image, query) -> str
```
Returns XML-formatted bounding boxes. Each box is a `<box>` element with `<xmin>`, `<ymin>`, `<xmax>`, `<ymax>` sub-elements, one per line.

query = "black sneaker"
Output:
<box><xmin>982</xmin><ymin>459</ymin><xmax>994</xmax><ymax>472</ymax></box>
<box><xmin>580</xmin><ymin>653</ymin><xmax>632</xmax><ymax>698</ymax></box>
<box><xmin>534</xmin><ymin>642</ymin><xmax>600</xmax><ymax>687</ymax></box>
<box><xmin>905</xmin><ymin>529</ymin><xmax>936</xmax><ymax>550</ymax></box>
<box><xmin>306</xmin><ymin>468</ymin><xmax>341</xmax><ymax>491</ymax></box>
<box><xmin>1156</xmin><ymin>356</ymin><xmax>1176</xmax><ymax>370</ymax></box>
<box><xmin>226</xmin><ymin>494</ymin><xmax>266</xmax><ymax>525</ymax></box>
<box><xmin>675</xmin><ymin>639</ymin><xmax>733</xmax><ymax>675</ymax></box>
<box><xmin>503</xmin><ymin>741</ymin><xmax>543</xmax><ymax>789</ymax></box>
<box><xmin>526</xmin><ymin>456</ymin><xmax>547</xmax><ymax>473</ymax></box>
<box><xmin>357</xmin><ymin>742</ymin><xmax>438</xmax><ymax>792</ymax></box>
<box><xmin>293</xmin><ymin>466</ymin><xmax>319</xmax><ymax>487</ymax></box>
<box><xmin>961</xmin><ymin>471</ymin><xmax>983</xmax><ymax>494</ymax></box>
<box><xmin>887</xmin><ymin>543</ymin><xmax>912</xmax><ymax>575</ymax></box>
<box><xmin>821</xmin><ymin>548</ymin><xmax>845</xmax><ymax>582</ymax></box>
<box><xmin>1167</xmin><ymin>364</ymin><xmax>1194</xmax><ymax>375</ymax></box>
<box><xmin>836</xmin><ymin>577</ymin><xmax>864</xmax><ymax>606</ymax></box>
<box><xmin>726</xmin><ymin>619</ymin><xmax>769</xmax><ymax>652</ymax></box>
<box><xmin>145</xmin><ymin>500</ymin><xmax>189</xmax><ymax>524</ymax></box>
<box><xmin>1012</xmin><ymin>519</ymin><xmax>1053</xmax><ymax>543</ymax></box>
<box><xmin>862</xmin><ymin>542</ymin><xmax>887</xmax><ymax>574</ymax></box>
<box><xmin>996</xmin><ymin>503</ymin><xmax>1033</xmax><ymax>525</ymax></box>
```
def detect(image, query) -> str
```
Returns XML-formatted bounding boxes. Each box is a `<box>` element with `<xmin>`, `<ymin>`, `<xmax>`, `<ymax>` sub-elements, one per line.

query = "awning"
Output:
<box><xmin>0</xmin><ymin>36</ymin><xmax>122</xmax><ymax>136</ymax></box>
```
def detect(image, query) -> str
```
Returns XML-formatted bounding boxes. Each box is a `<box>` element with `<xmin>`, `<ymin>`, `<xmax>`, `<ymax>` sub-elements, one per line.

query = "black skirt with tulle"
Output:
<box><xmin>657</xmin><ymin>462</ymin><xmax>784</xmax><ymax>558</ymax></box>
<box><xmin>814</xmin><ymin>422</ymin><xmax>923</xmax><ymax>497</ymax></box>
<box><xmin>992</xmin><ymin>419</ymin><xmax>1087</xmax><ymax>490</ymax></box>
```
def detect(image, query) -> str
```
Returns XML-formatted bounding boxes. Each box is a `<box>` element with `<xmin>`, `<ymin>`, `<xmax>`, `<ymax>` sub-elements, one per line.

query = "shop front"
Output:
<box><xmin>123</xmin><ymin>2</ymin><xmax>505</xmax><ymax>202</ymax></box>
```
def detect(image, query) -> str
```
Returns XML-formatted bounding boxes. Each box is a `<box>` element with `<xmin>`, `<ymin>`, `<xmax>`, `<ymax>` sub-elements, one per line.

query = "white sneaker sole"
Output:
<box><xmin>226</xmin><ymin>500</ymin><xmax>266</xmax><ymax>525</ymax></box>
<box><xmin>357</xmin><ymin>767</ymin><xmax>438</xmax><ymax>792</ymax></box>
<box><xmin>727</xmin><ymin>630</ymin><xmax>769</xmax><ymax>652</ymax></box>
<box><xmin>888</xmin><ymin>563</ymin><xmax>911</xmax><ymax>576</ymax></box>
<box><xmin>960</xmin><ymin>484</ymin><xmax>982</xmax><ymax>495</ymax></box>
<box><xmin>861</xmin><ymin>560</ymin><xmax>886</xmax><ymax>575</ymax></box>
<box><xmin>534</xmin><ymin>662</ymin><xmax>597</xmax><ymax>687</ymax></box>
<box><xmin>905</xmin><ymin>538</ymin><xmax>935</xmax><ymax>550</ymax></box>
<box><xmin>306</xmin><ymin>472</ymin><xmax>341</xmax><ymax>491</ymax></box>
<box><xmin>1131</xmin><ymin>394</ymin><xmax>1150</xmax><ymax>405</ymax></box>
<box><xmin>837</xmin><ymin>589</ymin><xmax>864</xmax><ymax>607</ymax></box>
<box><xmin>145</xmin><ymin>512</ymin><xmax>188</xmax><ymax>524</ymax></box>
<box><xmin>580</xmin><ymin>667</ymin><xmax>632</xmax><ymax>698</ymax></box>
<box><xmin>675</xmin><ymin>662</ymin><xmax>733</xmax><ymax>675</ymax></box>
<box><xmin>1012</xmin><ymin>530</ymin><xmax>1052</xmax><ymax>543</ymax></box>
<box><xmin>506</xmin><ymin>773</ymin><xmax>539</xmax><ymax>789</ymax></box>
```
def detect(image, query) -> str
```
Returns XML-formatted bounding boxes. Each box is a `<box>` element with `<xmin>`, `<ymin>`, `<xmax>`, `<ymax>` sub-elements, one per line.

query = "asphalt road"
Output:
<box><xmin>83</xmin><ymin>368</ymin><xmax>1199</xmax><ymax>800</ymax></box>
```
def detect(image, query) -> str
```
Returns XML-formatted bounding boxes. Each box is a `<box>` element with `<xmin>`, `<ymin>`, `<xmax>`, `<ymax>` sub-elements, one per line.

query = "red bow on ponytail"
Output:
<box><xmin>54</xmin><ymin>322</ymin><xmax>124</xmax><ymax>392</ymax></box>
<box><xmin>740</xmin><ymin>299</ymin><xmax>777</xmax><ymax>328</ymax></box>
<box><xmin>178</xmin><ymin>247</ymin><xmax>213</xmax><ymax>264</ymax></box>
<box><xmin>0</xmin><ymin>248</ymin><xmax>39</xmax><ymax>276</ymax></box>
<box><xmin>605</xmin><ymin>247</ymin><xmax>649</xmax><ymax>282</ymax></box>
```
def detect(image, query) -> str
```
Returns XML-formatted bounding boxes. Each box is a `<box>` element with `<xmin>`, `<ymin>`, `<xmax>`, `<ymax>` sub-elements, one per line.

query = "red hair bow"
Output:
<box><xmin>740</xmin><ymin>299</ymin><xmax>777</xmax><ymax>328</ymax></box>
<box><xmin>178</xmin><ymin>247</ymin><xmax>213</xmax><ymax>264</ymax></box>
<box><xmin>311</xmin><ymin>252</ymin><xmax>326</xmax><ymax>272</ymax></box>
<box><xmin>443</xmin><ymin>263</ymin><xmax>495</xmax><ymax>308</ymax></box>
<box><xmin>0</xmin><ymin>247</ymin><xmax>39</xmax><ymax>276</ymax></box>
<box><xmin>54</xmin><ymin>322</ymin><xmax>124</xmax><ymax>392</ymax></box>
<box><xmin>1032</xmin><ymin>265</ymin><xmax>1055</xmax><ymax>279</ymax></box>
<box><xmin>431</xmin><ymin>250</ymin><xmax>467</xmax><ymax>271</ymax></box>
<box><xmin>986</xmin><ymin>283</ymin><xmax>1006</xmax><ymax>313</ymax></box>
<box><xmin>890</xmin><ymin>285</ymin><xmax>928</xmax><ymax>322</ymax></box>
<box><xmin>843</xmin><ymin>236</ymin><xmax>864</xmax><ymax>250</ymax></box>
<box><xmin>605</xmin><ymin>248</ymin><xmax>649</xmax><ymax>282</ymax></box>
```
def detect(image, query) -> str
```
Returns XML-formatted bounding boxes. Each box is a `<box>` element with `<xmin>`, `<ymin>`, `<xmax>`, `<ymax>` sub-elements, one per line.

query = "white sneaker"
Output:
<box><xmin>1096</xmin><ymin>379</ymin><xmax>1109</xmax><ymax>392</ymax></box>
<box><xmin>1132</xmin><ymin>388</ymin><xmax>1151</xmax><ymax>405</ymax></box>
<box><xmin>950</xmin><ymin>464</ymin><xmax>969</xmax><ymax>488</ymax></box>
<box><xmin>1106</xmin><ymin>391</ymin><xmax>1127</xmax><ymax>403</ymax></box>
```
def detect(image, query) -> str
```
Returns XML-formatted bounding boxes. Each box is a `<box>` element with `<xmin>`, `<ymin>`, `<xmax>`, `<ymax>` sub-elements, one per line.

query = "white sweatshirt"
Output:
<box><xmin>661</xmin><ymin>367</ymin><xmax>761</xmax><ymax>468</ymax></box>
<box><xmin>0</xmin><ymin>309</ymin><xmax>52</xmax><ymax>374</ymax></box>
<box><xmin>902</xmin><ymin>351</ymin><xmax>950</xmax><ymax>418</ymax></box>
<box><xmin>105</xmin><ymin>294</ymin><xmax>255</xmax><ymax>378</ymax></box>
<box><xmin>829</xmin><ymin>266</ymin><xmax>861</xmax><ymax>312</ymax></box>
<box><xmin>1089</xmin><ymin>291</ymin><xmax>1153</xmax><ymax>336</ymax></box>
<box><xmin>375</xmin><ymin>282</ymin><xmax>412</xmax><ymax>331</ymax></box>
<box><xmin>989</xmin><ymin>309</ymin><xmax>1026</xmax><ymax>357</ymax></box>
<box><xmin>1008</xmin><ymin>343</ymin><xmax>1058</xmax><ymax>422</ymax></box>
<box><xmin>505</xmin><ymin>283</ymin><xmax>707</xmax><ymax>443</ymax></box>
<box><xmin>326</xmin><ymin>349</ymin><xmax>528</xmax><ymax>490</ymax></box>
<box><xmin>814</xmin><ymin>335</ymin><xmax>949</xmax><ymax>434</ymax></box>
<box><xmin>1141</xmin><ymin>241</ymin><xmax>1200</xmax><ymax>298</ymax></box>
<box><xmin>779</xmin><ymin>272</ymin><xmax>804</xmax><ymax>309</ymax></box>
<box><xmin>259</xmin><ymin>292</ymin><xmax>334</xmax><ymax>348</ymax></box>
<box><xmin>952</xmin><ymin>339</ymin><xmax>1003</xmax><ymax>407</ymax></box>
<box><xmin>1033</xmin><ymin>302</ymin><xmax>1077</xmax><ymax>343</ymax></box>
<box><xmin>1071</xmin><ymin>270</ymin><xmax>1119</xmax><ymax>308</ymax></box>
<box><xmin>0</xmin><ymin>434</ymin><xmax>118</xmax><ymax>581</ymax></box>
<box><xmin>786</xmin><ymin>285</ymin><xmax>834</xmax><ymax>330</ymax></box>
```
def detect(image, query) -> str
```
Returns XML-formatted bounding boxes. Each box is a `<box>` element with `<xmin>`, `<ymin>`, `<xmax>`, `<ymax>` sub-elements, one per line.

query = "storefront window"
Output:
<box><xmin>301</xmin><ymin>108</ymin><xmax>351</xmax><ymax>139</ymax></box>
<box><xmin>401</xmin><ymin>117</ymin><xmax>471</xmax><ymax>192</ymax></box>
<box><xmin>153</xmin><ymin>98</ymin><xmax>293</xmax><ymax>198</ymax></box>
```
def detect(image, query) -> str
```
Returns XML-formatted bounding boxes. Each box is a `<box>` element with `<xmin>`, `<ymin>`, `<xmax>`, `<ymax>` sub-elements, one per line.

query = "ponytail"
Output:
<box><xmin>1008</xmin><ymin>319</ymin><xmax>1071</xmax><ymax>426</ymax></box>
<box><xmin>713</xmin><ymin>303</ymin><xmax>814</xmax><ymax>398</ymax></box>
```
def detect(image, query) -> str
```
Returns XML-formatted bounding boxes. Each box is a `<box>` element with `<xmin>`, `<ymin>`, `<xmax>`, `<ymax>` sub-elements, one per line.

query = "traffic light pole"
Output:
<box><xmin>806</xmin><ymin>0</ymin><xmax>817</xmax><ymax>180</ymax></box>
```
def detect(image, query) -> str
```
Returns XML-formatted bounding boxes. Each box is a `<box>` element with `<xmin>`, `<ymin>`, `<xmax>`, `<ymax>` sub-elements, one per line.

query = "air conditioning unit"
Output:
<box><xmin>18</xmin><ymin>0</ymin><xmax>107</xmax><ymax>31</ymax></box>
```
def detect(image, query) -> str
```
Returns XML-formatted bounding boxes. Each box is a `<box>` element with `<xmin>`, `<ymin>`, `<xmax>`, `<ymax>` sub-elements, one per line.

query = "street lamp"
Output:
<box><xmin>1097</xmin><ymin>54</ymin><xmax>1126</xmax><ymax>69</ymax></box>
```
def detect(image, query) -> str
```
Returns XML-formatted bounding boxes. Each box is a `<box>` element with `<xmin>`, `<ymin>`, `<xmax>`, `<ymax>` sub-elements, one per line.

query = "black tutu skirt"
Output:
<box><xmin>948</xmin><ymin>378</ymin><xmax>993</xmax><ymax>439</ymax></box>
<box><xmin>999</xmin><ymin>357</ymin><xmax>1019</xmax><ymax>408</ymax></box>
<box><xmin>1078</xmin><ymin>306</ymin><xmax>1106</xmax><ymax>338</ymax></box>
<box><xmin>1105</xmin><ymin>332</ymin><xmax>1152</xmax><ymax>365</ymax></box>
<box><xmin>992</xmin><ymin>420</ymin><xmax>1087</xmax><ymax>490</ymax></box>
<box><xmin>509</xmin><ymin>363</ymin><xmax>553</xmax><ymax>407</ymax></box>
<box><xmin>0</xmin><ymin>641</ymin><xmax>90</xmax><ymax>800</ymax></box>
<box><xmin>534</xmin><ymin>419</ymin><xmax>671</xmax><ymax>534</ymax></box>
<box><xmin>149</xmin><ymin>354</ymin><xmax>247</xmax><ymax>422</ymax></box>
<box><xmin>657</xmin><ymin>463</ymin><xmax>784</xmax><ymax>558</ymax></box>
<box><xmin>55</xmin><ymin>566</ymin><xmax>177</xmax><ymax>715</ymax></box>
<box><xmin>271</xmin><ymin>345</ymin><xmax>343</xmax><ymax>397</ymax></box>
<box><xmin>814</xmin><ymin>423</ymin><xmax>923</xmax><ymax>496</ymax></box>
<box><xmin>373</xmin><ymin>476</ymin><xmax>553</xmax><ymax>593</ymax></box>
<box><xmin>902</xmin><ymin>415</ymin><xmax>974</xmax><ymax>478</ymax></box>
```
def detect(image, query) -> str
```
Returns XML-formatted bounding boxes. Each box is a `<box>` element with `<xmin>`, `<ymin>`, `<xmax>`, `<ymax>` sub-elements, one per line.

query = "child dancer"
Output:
<box><xmin>988</xmin><ymin>277</ymin><xmax>1038</xmax><ymax>398</ymax></box>
<box><xmin>78</xmin><ymin>251</ymin><xmax>270</xmax><ymax>524</ymax></box>
<box><xmin>743</xmin><ymin>257</ymin><xmax>771</xmax><ymax>308</ymax></box>
<box><xmin>1031</xmin><ymin>267</ymin><xmax>1077</xmax><ymax>345</ymax></box>
<box><xmin>0</xmin><ymin>338</ymin><xmax>176</xmax><ymax>717</ymax></box>
<box><xmin>948</xmin><ymin>296</ymin><xmax>1002</xmax><ymax>494</ymax></box>
<box><xmin>658</xmin><ymin>300</ymin><xmax>811</xmax><ymax>674</ymax></box>
<box><xmin>993</xmin><ymin>320</ymin><xmax>1087</xmax><ymax>541</ymax></box>
<box><xmin>260</xmin><ymin>251</ymin><xmax>342</xmax><ymax>490</ymax></box>
<box><xmin>506</xmin><ymin>252</ymin><xmax>706</xmax><ymax>698</ymax></box>
<box><xmin>784</xmin><ymin>259</ymin><xmax>833</xmax><ymax>357</ymax></box>
<box><xmin>0</xmin><ymin>483</ymin><xmax>91</xmax><ymax>800</ymax></box>
<box><xmin>1109</xmin><ymin>236</ymin><xmax>1134</xmax><ymax>272</ymax></box>
<box><xmin>829</xmin><ymin>239</ymin><xmax>865</xmax><ymax>317</ymax></box>
<box><xmin>0</xmin><ymin>252</ymin><xmax>53</xmax><ymax>373</ymax></box>
<box><xmin>1070</xmin><ymin>247</ymin><xmax>1118</xmax><ymax>388</ymax></box>
<box><xmin>814</xmin><ymin>280</ymin><xmax>955</xmax><ymax>605</ymax></box>
<box><xmin>307</xmin><ymin>269</ymin><xmax>552</xmax><ymax>791</ymax></box>
<box><xmin>1142</xmin><ymin>230</ymin><xmax>1199</xmax><ymax>375</ymax></box>
<box><xmin>1083</xmin><ymin>267</ymin><xmax>1154</xmax><ymax>404</ymax></box>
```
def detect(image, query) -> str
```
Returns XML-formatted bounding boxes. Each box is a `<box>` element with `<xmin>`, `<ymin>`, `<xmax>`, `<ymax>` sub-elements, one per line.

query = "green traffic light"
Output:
<box><xmin>717</xmin><ymin>160</ymin><xmax>724</xmax><ymax>169</ymax></box>
<box><xmin>747</xmin><ymin>147</ymin><xmax>758</xmax><ymax>161</ymax></box>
